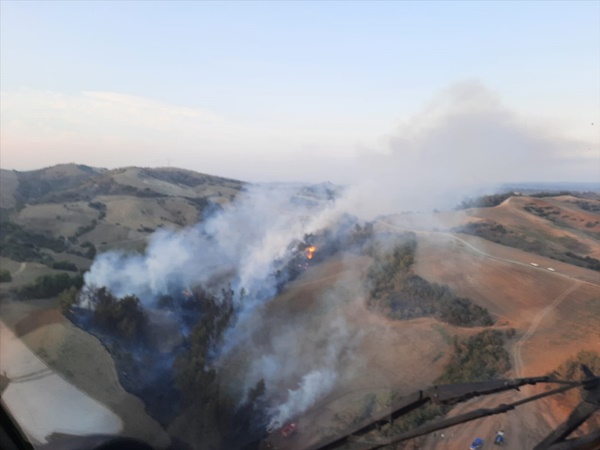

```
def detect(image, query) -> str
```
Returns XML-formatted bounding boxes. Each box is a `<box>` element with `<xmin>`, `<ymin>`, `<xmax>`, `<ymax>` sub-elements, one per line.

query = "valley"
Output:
<box><xmin>0</xmin><ymin>165</ymin><xmax>599</xmax><ymax>450</ymax></box>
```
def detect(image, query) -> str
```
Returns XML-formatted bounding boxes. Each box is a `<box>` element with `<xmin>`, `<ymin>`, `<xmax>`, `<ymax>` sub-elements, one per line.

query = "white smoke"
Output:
<box><xmin>83</xmin><ymin>182</ymin><xmax>361</xmax><ymax>428</ymax></box>
<box><xmin>84</xmin><ymin>184</ymin><xmax>336</xmax><ymax>306</ymax></box>
<box><xmin>267</xmin><ymin>369</ymin><xmax>337</xmax><ymax>430</ymax></box>
<box><xmin>263</xmin><ymin>314</ymin><xmax>358</xmax><ymax>429</ymax></box>
<box><xmin>82</xmin><ymin>81</ymin><xmax>596</xmax><ymax>428</ymax></box>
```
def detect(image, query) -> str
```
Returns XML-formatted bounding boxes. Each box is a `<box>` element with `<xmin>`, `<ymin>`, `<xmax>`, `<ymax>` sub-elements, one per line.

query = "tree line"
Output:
<box><xmin>366</xmin><ymin>234</ymin><xmax>493</xmax><ymax>327</ymax></box>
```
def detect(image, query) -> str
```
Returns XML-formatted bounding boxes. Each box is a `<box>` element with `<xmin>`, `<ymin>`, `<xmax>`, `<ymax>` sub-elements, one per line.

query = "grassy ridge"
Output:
<box><xmin>366</xmin><ymin>233</ymin><xmax>493</xmax><ymax>327</ymax></box>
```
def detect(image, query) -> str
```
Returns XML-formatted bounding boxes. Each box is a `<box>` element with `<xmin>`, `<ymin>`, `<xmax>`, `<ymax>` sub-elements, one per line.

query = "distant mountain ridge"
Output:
<box><xmin>0</xmin><ymin>164</ymin><xmax>245</xmax><ymax>210</ymax></box>
<box><xmin>0</xmin><ymin>164</ymin><xmax>342</xmax><ymax>270</ymax></box>
<box><xmin>0</xmin><ymin>164</ymin><xmax>250</xmax><ymax>269</ymax></box>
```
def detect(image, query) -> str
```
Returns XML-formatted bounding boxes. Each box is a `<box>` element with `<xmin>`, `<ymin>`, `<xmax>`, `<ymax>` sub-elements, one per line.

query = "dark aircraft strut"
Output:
<box><xmin>304</xmin><ymin>366</ymin><xmax>600</xmax><ymax>450</ymax></box>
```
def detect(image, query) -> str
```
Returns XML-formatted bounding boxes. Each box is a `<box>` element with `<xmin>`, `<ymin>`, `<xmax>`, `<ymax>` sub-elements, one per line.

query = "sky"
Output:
<box><xmin>1</xmin><ymin>0</ymin><xmax>599</xmax><ymax>184</ymax></box>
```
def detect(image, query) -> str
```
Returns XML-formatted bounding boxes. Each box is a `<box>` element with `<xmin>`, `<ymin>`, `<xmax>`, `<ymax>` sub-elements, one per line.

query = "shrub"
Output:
<box><xmin>86</xmin><ymin>287</ymin><xmax>148</xmax><ymax>340</ymax></box>
<box><xmin>58</xmin><ymin>286</ymin><xmax>79</xmax><ymax>314</ymax></box>
<box><xmin>367</xmin><ymin>236</ymin><xmax>493</xmax><ymax>327</ymax></box>
<box><xmin>0</xmin><ymin>269</ymin><xmax>11</xmax><ymax>283</ymax></box>
<box><xmin>52</xmin><ymin>261</ymin><xmax>78</xmax><ymax>271</ymax></box>
<box><xmin>20</xmin><ymin>273</ymin><xmax>83</xmax><ymax>299</ymax></box>
<box><xmin>436</xmin><ymin>330</ymin><xmax>512</xmax><ymax>384</ymax></box>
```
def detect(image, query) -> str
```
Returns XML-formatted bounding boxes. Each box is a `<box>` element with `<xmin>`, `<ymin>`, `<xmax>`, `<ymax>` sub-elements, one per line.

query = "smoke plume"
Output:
<box><xmin>82</xmin><ymin>81</ymin><xmax>597</xmax><ymax>429</ymax></box>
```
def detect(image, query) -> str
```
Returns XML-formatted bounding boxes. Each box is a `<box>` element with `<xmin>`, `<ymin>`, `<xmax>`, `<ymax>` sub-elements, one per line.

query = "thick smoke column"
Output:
<box><xmin>84</xmin><ymin>183</ymin><xmax>362</xmax><ymax>428</ymax></box>
<box><xmin>84</xmin><ymin>184</ymin><xmax>338</xmax><ymax>307</ymax></box>
<box><xmin>83</xmin><ymin>81</ymin><xmax>589</xmax><ymax>429</ymax></box>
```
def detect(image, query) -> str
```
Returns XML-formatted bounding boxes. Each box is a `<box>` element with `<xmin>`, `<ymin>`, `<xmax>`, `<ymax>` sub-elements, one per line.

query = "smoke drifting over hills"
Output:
<box><xmin>2</xmin><ymin>82</ymin><xmax>597</xmax><ymax>191</ymax></box>
<box><xmin>84</xmin><ymin>183</ymin><xmax>362</xmax><ymax>427</ymax></box>
<box><xmin>81</xmin><ymin>81</ymin><xmax>598</xmax><ymax>431</ymax></box>
<box><xmin>85</xmin><ymin>185</ymin><xmax>335</xmax><ymax>306</ymax></box>
<box><xmin>347</xmin><ymin>81</ymin><xmax>598</xmax><ymax>214</ymax></box>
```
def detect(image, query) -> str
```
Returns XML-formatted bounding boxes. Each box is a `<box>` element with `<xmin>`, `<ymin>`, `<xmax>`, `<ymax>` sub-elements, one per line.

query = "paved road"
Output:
<box><xmin>14</xmin><ymin>262</ymin><xmax>27</xmax><ymax>276</ymax></box>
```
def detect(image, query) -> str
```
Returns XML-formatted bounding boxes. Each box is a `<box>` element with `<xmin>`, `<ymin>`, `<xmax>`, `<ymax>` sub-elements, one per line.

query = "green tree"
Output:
<box><xmin>58</xmin><ymin>286</ymin><xmax>79</xmax><ymax>314</ymax></box>
<box><xmin>20</xmin><ymin>273</ymin><xmax>83</xmax><ymax>299</ymax></box>
<box><xmin>0</xmin><ymin>269</ymin><xmax>11</xmax><ymax>283</ymax></box>
<box><xmin>89</xmin><ymin>287</ymin><xmax>147</xmax><ymax>340</ymax></box>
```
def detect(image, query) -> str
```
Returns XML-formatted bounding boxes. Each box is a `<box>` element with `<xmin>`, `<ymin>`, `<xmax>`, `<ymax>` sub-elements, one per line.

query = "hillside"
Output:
<box><xmin>0</xmin><ymin>171</ymin><xmax>599</xmax><ymax>450</ymax></box>
<box><xmin>0</xmin><ymin>165</ymin><xmax>247</xmax><ymax>274</ymax></box>
<box><xmin>459</xmin><ymin>195</ymin><xmax>600</xmax><ymax>264</ymax></box>
<box><xmin>258</xmin><ymin>208</ymin><xmax>600</xmax><ymax>450</ymax></box>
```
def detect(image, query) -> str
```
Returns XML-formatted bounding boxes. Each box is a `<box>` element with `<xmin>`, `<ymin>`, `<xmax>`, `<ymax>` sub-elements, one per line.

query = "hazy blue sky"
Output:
<box><xmin>1</xmin><ymin>1</ymin><xmax>599</xmax><ymax>184</ymax></box>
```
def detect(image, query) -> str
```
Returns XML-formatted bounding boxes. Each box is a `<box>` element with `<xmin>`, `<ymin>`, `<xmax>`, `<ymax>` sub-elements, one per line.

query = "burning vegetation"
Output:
<box><xmin>56</xmin><ymin>187</ymin><xmax>498</xmax><ymax>449</ymax></box>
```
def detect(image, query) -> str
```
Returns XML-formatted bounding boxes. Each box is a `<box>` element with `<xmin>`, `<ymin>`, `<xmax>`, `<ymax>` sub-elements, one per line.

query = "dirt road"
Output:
<box><xmin>378</xmin><ymin>219</ymin><xmax>600</xmax><ymax>289</ymax></box>
<box><xmin>373</xmin><ymin>221</ymin><xmax>591</xmax><ymax>449</ymax></box>
<box><xmin>512</xmin><ymin>281</ymin><xmax>580</xmax><ymax>379</ymax></box>
<box><xmin>419</xmin><ymin>279</ymin><xmax>581</xmax><ymax>450</ymax></box>
<box><xmin>14</xmin><ymin>262</ymin><xmax>27</xmax><ymax>276</ymax></box>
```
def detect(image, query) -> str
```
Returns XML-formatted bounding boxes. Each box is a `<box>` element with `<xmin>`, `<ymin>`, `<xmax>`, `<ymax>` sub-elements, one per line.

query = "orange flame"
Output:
<box><xmin>306</xmin><ymin>245</ymin><xmax>316</xmax><ymax>260</ymax></box>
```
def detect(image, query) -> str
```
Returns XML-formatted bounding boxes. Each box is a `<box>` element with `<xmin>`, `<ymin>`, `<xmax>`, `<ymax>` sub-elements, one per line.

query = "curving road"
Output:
<box><xmin>450</xmin><ymin>234</ymin><xmax>599</xmax><ymax>289</ymax></box>
<box><xmin>14</xmin><ymin>262</ymin><xmax>27</xmax><ymax>276</ymax></box>
<box><xmin>376</xmin><ymin>220</ymin><xmax>596</xmax><ymax>449</ymax></box>
<box><xmin>377</xmin><ymin>219</ymin><xmax>600</xmax><ymax>288</ymax></box>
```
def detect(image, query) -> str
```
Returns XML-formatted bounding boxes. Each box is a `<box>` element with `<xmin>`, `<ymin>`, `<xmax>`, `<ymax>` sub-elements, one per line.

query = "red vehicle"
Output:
<box><xmin>281</xmin><ymin>422</ymin><xmax>297</xmax><ymax>437</ymax></box>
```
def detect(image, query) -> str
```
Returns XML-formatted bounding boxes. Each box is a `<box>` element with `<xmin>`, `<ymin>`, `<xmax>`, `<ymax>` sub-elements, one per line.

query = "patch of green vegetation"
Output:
<box><xmin>174</xmin><ymin>287</ymin><xmax>235</xmax><ymax>398</ymax></box>
<box><xmin>530</xmin><ymin>191</ymin><xmax>599</xmax><ymax>200</ymax></box>
<box><xmin>389</xmin><ymin>402</ymin><xmax>447</xmax><ymax>436</ymax></box>
<box><xmin>524</xmin><ymin>204</ymin><xmax>560</xmax><ymax>219</ymax></box>
<box><xmin>436</xmin><ymin>330</ymin><xmax>512</xmax><ymax>384</ymax></box>
<box><xmin>0</xmin><ymin>269</ymin><xmax>11</xmax><ymax>282</ymax></box>
<box><xmin>140</xmin><ymin>168</ymin><xmax>244</xmax><ymax>191</ymax></box>
<box><xmin>455</xmin><ymin>221</ymin><xmax>599</xmax><ymax>272</ymax></box>
<box><xmin>550</xmin><ymin>351</ymin><xmax>600</xmax><ymax>404</ymax></box>
<box><xmin>15</xmin><ymin>169</ymin><xmax>96</xmax><ymax>205</ymax></box>
<box><xmin>19</xmin><ymin>273</ymin><xmax>83</xmax><ymax>299</ymax></box>
<box><xmin>573</xmin><ymin>200</ymin><xmax>600</xmax><ymax>214</ymax></box>
<box><xmin>391</xmin><ymin>276</ymin><xmax>493</xmax><ymax>326</ymax></box>
<box><xmin>51</xmin><ymin>261</ymin><xmax>78</xmax><ymax>271</ymax></box>
<box><xmin>366</xmin><ymin>234</ymin><xmax>493</xmax><ymax>327</ymax></box>
<box><xmin>455</xmin><ymin>222</ymin><xmax>544</xmax><ymax>253</ymax></box>
<box><xmin>379</xmin><ymin>330</ymin><xmax>512</xmax><ymax>439</ymax></box>
<box><xmin>74</xmin><ymin>219</ymin><xmax>98</xmax><ymax>238</ymax></box>
<box><xmin>85</xmin><ymin>287</ymin><xmax>148</xmax><ymax>341</ymax></box>
<box><xmin>550</xmin><ymin>350</ymin><xmax>600</xmax><ymax>382</ymax></box>
<box><xmin>79</xmin><ymin>241</ymin><xmax>97</xmax><ymax>259</ymax></box>
<box><xmin>561</xmin><ymin>252</ymin><xmax>600</xmax><ymax>271</ymax></box>
<box><xmin>88</xmin><ymin>201</ymin><xmax>107</xmax><ymax>220</ymax></box>
<box><xmin>58</xmin><ymin>286</ymin><xmax>79</xmax><ymax>314</ymax></box>
<box><xmin>456</xmin><ymin>192</ymin><xmax>515</xmax><ymax>210</ymax></box>
<box><xmin>556</xmin><ymin>236</ymin><xmax>590</xmax><ymax>254</ymax></box>
<box><xmin>0</xmin><ymin>220</ymin><xmax>65</xmax><ymax>263</ymax></box>
<box><xmin>172</xmin><ymin>286</ymin><xmax>240</xmax><ymax>444</ymax></box>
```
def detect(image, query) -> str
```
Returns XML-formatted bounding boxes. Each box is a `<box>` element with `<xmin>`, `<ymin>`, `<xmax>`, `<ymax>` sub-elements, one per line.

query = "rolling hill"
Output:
<box><xmin>0</xmin><ymin>165</ymin><xmax>598</xmax><ymax>450</ymax></box>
